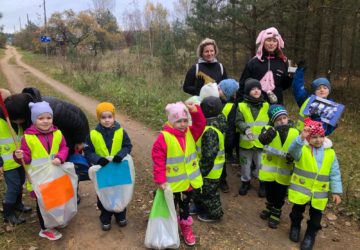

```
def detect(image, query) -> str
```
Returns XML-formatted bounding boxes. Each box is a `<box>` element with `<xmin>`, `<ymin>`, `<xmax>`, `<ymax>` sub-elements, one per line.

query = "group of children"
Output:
<box><xmin>0</xmin><ymin>68</ymin><xmax>342</xmax><ymax>249</ymax></box>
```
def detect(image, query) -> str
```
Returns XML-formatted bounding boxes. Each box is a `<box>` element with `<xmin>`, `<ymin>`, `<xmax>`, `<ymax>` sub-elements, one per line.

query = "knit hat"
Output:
<box><xmin>199</xmin><ymin>82</ymin><xmax>219</xmax><ymax>100</ymax></box>
<box><xmin>29</xmin><ymin>101</ymin><xmax>53</xmax><ymax>124</ymax></box>
<box><xmin>96</xmin><ymin>102</ymin><xmax>115</xmax><ymax>120</ymax></box>
<box><xmin>5</xmin><ymin>93</ymin><xmax>33</xmax><ymax>121</ymax></box>
<box><xmin>304</xmin><ymin>118</ymin><xmax>325</xmax><ymax>138</ymax></box>
<box><xmin>165</xmin><ymin>102</ymin><xmax>188</xmax><ymax>124</ymax></box>
<box><xmin>244</xmin><ymin>78</ymin><xmax>262</xmax><ymax>95</ymax></box>
<box><xmin>311</xmin><ymin>77</ymin><xmax>331</xmax><ymax>93</ymax></box>
<box><xmin>200</xmin><ymin>96</ymin><xmax>223</xmax><ymax>118</ymax></box>
<box><xmin>268</xmin><ymin>104</ymin><xmax>288</xmax><ymax>123</ymax></box>
<box><xmin>218</xmin><ymin>79</ymin><xmax>239</xmax><ymax>101</ymax></box>
<box><xmin>255</xmin><ymin>27</ymin><xmax>285</xmax><ymax>61</ymax></box>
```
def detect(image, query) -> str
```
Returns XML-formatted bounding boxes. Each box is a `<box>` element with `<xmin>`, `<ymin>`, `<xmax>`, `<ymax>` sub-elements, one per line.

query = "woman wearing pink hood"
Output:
<box><xmin>238</xmin><ymin>27</ymin><xmax>293</xmax><ymax>105</ymax></box>
<box><xmin>151</xmin><ymin>101</ymin><xmax>206</xmax><ymax>246</ymax></box>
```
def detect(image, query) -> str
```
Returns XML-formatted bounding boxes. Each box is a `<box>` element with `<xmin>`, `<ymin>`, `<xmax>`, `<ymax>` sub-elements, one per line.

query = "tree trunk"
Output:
<box><xmin>346</xmin><ymin>9</ymin><xmax>359</xmax><ymax>86</ymax></box>
<box><xmin>312</xmin><ymin>0</ymin><xmax>325</xmax><ymax>78</ymax></box>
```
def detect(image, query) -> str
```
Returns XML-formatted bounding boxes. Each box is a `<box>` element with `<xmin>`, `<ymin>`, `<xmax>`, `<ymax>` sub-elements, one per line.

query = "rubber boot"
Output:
<box><xmin>289</xmin><ymin>223</ymin><xmax>301</xmax><ymax>242</ymax></box>
<box><xmin>15</xmin><ymin>193</ymin><xmax>32</xmax><ymax>213</ymax></box>
<box><xmin>258</xmin><ymin>181</ymin><xmax>266</xmax><ymax>198</ymax></box>
<box><xmin>238</xmin><ymin>181</ymin><xmax>250</xmax><ymax>196</ymax></box>
<box><xmin>300</xmin><ymin>225</ymin><xmax>318</xmax><ymax>250</ymax></box>
<box><xmin>268</xmin><ymin>207</ymin><xmax>281</xmax><ymax>229</ymax></box>
<box><xmin>3</xmin><ymin>202</ymin><xmax>26</xmax><ymax>225</ymax></box>
<box><xmin>259</xmin><ymin>202</ymin><xmax>273</xmax><ymax>220</ymax></box>
<box><xmin>179</xmin><ymin>216</ymin><xmax>196</xmax><ymax>246</ymax></box>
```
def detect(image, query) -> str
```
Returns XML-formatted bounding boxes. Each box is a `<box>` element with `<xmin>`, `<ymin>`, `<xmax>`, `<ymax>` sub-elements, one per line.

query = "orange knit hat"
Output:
<box><xmin>96</xmin><ymin>102</ymin><xmax>115</xmax><ymax>120</ymax></box>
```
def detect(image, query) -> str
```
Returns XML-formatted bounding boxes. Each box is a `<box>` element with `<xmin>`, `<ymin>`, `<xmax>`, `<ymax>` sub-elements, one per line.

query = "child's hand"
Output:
<box><xmin>184</xmin><ymin>101</ymin><xmax>197</xmax><ymax>112</ymax></box>
<box><xmin>158</xmin><ymin>183</ymin><xmax>167</xmax><ymax>190</ymax></box>
<box><xmin>300</xmin><ymin>126</ymin><xmax>311</xmax><ymax>140</ymax></box>
<box><xmin>15</xmin><ymin>149</ymin><xmax>24</xmax><ymax>159</ymax></box>
<box><xmin>52</xmin><ymin>158</ymin><xmax>61</xmax><ymax>166</ymax></box>
<box><xmin>332</xmin><ymin>194</ymin><xmax>341</xmax><ymax>205</ymax></box>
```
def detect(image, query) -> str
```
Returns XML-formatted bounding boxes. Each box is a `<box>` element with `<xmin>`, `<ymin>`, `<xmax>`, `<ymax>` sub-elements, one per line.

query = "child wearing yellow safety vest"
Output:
<box><xmin>287</xmin><ymin>118</ymin><xmax>342</xmax><ymax>250</ymax></box>
<box><xmin>1</xmin><ymin>91</ymin><xmax>32</xmax><ymax>226</ymax></box>
<box><xmin>152</xmin><ymin>101</ymin><xmax>205</xmax><ymax>246</ymax></box>
<box><xmin>218</xmin><ymin>79</ymin><xmax>239</xmax><ymax>193</ymax></box>
<box><xmin>84</xmin><ymin>102</ymin><xmax>132</xmax><ymax>231</ymax></box>
<box><xmin>192</xmin><ymin>96</ymin><xmax>226</xmax><ymax>223</ymax></box>
<box><xmin>14</xmin><ymin>101</ymin><xmax>69</xmax><ymax>241</ymax></box>
<box><xmin>258</xmin><ymin>104</ymin><xmax>299</xmax><ymax>229</ymax></box>
<box><xmin>236</xmin><ymin>78</ymin><xmax>269</xmax><ymax>197</ymax></box>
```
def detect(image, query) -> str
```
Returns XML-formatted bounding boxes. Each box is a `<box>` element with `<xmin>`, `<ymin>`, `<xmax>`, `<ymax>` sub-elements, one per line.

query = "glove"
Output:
<box><xmin>112</xmin><ymin>155</ymin><xmax>123</xmax><ymax>163</ymax></box>
<box><xmin>285</xmin><ymin>153</ymin><xmax>294</xmax><ymax>164</ymax></box>
<box><xmin>245</xmin><ymin>128</ymin><xmax>254</xmax><ymax>140</ymax></box>
<box><xmin>97</xmin><ymin>157</ymin><xmax>110</xmax><ymax>167</ymax></box>
<box><xmin>259</xmin><ymin>127</ymin><xmax>276</xmax><ymax>145</ymax></box>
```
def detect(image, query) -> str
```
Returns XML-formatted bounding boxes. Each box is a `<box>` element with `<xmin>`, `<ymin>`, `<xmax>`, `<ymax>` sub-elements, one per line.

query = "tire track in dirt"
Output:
<box><xmin>1</xmin><ymin>45</ymin><xmax>359</xmax><ymax>250</ymax></box>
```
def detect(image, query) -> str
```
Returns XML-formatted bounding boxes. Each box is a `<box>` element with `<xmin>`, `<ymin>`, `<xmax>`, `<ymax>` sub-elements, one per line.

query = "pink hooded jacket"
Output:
<box><xmin>14</xmin><ymin>124</ymin><xmax>69</xmax><ymax>165</ymax></box>
<box><xmin>152</xmin><ymin>106</ymin><xmax>206</xmax><ymax>185</ymax></box>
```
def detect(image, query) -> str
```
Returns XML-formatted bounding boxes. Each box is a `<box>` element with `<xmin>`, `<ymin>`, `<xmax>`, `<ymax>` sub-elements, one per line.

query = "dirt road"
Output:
<box><xmin>1</xmin><ymin>46</ymin><xmax>359</xmax><ymax>249</ymax></box>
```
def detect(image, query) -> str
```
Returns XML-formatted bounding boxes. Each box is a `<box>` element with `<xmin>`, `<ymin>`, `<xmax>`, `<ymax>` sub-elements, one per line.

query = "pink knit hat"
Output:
<box><xmin>255</xmin><ymin>27</ymin><xmax>285</xmax><ymax>61</ymax></box>
<box><xmin>165</xmin><ymin>102</ymin><xmax>188</xmax><ymax>124</ymax></box>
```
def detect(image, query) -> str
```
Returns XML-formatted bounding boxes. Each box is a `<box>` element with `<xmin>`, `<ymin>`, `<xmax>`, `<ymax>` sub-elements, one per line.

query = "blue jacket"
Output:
<box><xmin>84</xmin><ymin>121</ymin><xmax>132</xmax><ymax>165</ymax></box>
<box><xmin>288</xmin><ymin>136</ymin><xmax>342</xmax><ymax>194</ymax></box>
<box><xmin>292</xmin><ymin>68</ymin><xmax>336</xmax><ymax>136</ymax></box>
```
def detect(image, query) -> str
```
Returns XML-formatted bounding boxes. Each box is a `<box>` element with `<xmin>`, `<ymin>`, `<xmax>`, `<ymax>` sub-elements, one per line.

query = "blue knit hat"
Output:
<box><xmin>29</xmin><ymin>101</ymin><xmax>53</xmax><ymax>124</ymax></box>
<box><xmin>268</xmin><ymin>104</ymin><xmax>288</xmax><ymax>123</ymax></box>
<box><xmin>218</xmin><ymin>79</ymin><xmax>239</xmax><ymax>101</ymax></box>
<box><xmin>311</xmin><ymin>77</ymin><xmax>331</xmax><ymax>93</ymax></box>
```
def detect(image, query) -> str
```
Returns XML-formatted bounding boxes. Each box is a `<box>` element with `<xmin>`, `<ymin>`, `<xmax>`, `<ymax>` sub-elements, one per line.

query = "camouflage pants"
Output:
<box><xmin>193</xmin><ymin>178</ymin><xmax>224</xmax><ymax>219</ymax></box>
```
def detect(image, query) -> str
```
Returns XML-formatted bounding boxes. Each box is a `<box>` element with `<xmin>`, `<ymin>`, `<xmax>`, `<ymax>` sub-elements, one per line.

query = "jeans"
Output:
<box><xmin>4</xmin><ymin>167</ymin><xmax>25</xmax><ymax>204</ymax></box>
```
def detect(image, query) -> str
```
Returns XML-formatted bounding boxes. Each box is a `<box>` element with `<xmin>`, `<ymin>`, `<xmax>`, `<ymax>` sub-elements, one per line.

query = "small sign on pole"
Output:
<box><xmin>40</xmin><ymin>36</ymin><xmax>51</xmax><ymax>43</ymax></box>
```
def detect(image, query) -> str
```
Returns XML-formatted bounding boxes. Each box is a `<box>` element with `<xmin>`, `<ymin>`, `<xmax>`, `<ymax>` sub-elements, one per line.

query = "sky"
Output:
<box><xmin>0</xmin><ymin>0</ymin><xmax>174</xmax><ymax>33</ymax></box>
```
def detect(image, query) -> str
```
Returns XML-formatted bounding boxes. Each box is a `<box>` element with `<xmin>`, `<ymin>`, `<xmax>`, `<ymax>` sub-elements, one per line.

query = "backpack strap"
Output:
<box><xmin>219</xmin><ymin>63</ymin><xmax>223</xmax><ymax>76</ymax></box>
<box><xmin>196</xmin><ymin>63</ymin><xmax>199</xmax><ymax>76</ymax></box>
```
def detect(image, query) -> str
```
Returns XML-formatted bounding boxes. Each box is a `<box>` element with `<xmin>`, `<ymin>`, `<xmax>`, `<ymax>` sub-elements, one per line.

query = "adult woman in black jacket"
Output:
<box><xmin>183</xmin><ymin>38</ymin><xmax>228</xmax><ymax>96</ymax></box>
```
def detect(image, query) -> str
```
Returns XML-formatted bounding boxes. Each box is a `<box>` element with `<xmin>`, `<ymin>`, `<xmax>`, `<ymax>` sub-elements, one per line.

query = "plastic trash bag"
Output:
<box><xmin>88</xmin><ymin>154</ymin><xmax>135</xmax><ymax>213</ymax></box>
<box><xmin>30</xmin><ymin>162</ymin><xmax>78</xmax><ymax>228</ymax></box>
<box><xmin>144</xmin><ymin>186</ymin><xmax>180</xmax><ymax>249</ymax></box>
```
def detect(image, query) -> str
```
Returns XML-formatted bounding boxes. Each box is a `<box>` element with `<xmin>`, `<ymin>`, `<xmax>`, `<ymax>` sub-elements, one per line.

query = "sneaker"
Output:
<box><xmin>102</xmin><ymin>224</ymin><xmax>111</xmax><ymax>231</ymax></box>
<box><xmin>189</xmin><ymin>203</ymin><xmax>198</xmax><ymax>215</ymax></box>
<box><xmin>197</xmin><ymin>214</ymin><xmax>218</xmax><ymax>223</ymax></box>
<box><xmin>117</xmin><ymin>219</ymin><xmax>127</xmax><ymax>227</ymax></box>
<box><xmin>39</xmin><ymin>229</ymin><xmax>62</xmax><ymax>241</ymax></box>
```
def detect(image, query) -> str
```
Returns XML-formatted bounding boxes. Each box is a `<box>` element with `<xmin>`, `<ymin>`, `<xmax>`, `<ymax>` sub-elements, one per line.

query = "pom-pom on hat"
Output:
<box><xmin>29</xmin><ymin>101</ymin><xmax>53</xmax><ymax>124</ymax></box>
<box><xmin>218</xmin><ymin>79</ymin><xmax>239</xmax><ymax>101</ymax></box>
<box><xmin>244</xmin><ymin>78</ymin><xmax>262</xmax><ymax>95</ymax></box>
<box><xmin>200</xmin><ymin>96</ymin><xmax>223</xmax><ymax>118</ymax></box>
<box><xmin>255</xmin><ymin>27</ymin><xmax>285</xmax><ymax>61</ymax></box>
<box><xmin>96</xmin><ymin>102</ymin><xmax>115</xmax><ymax>120</ymax></box>
<box><xmin>304</xmin><ymin>118</ymin><xmax>325</xmax><ymax>138</ymax></box>
<box><xmin>268</xmin><ymin>104</ymin><xmax>288</xmax><ymax>124</ymax></box>
<box><xmin>199</xmin><ymin>82</ymin><xmax>219</xmax><ymax>101</ymax></box>
<box><xmin>311</xmin><ymin>77</ymin><xmax>331</xmax><ymax>93</ymax></box>
<box><xmin>165</xmin><ymin>102</ymin><xmax>188</xmax><ymax>124</ymax></box>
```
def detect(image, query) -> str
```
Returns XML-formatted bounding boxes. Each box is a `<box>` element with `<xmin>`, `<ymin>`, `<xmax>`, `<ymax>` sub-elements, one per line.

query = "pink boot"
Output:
<box><xmin>179</xmin><ymin>216</ymin><xmax>196</xmax><ymax>246</ymax></box>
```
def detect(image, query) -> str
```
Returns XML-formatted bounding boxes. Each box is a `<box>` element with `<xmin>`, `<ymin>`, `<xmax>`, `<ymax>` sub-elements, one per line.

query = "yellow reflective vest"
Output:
<box><xmin>296</xmin><ymin>98</ymin><xmax>310</xmax><ymax>131</ymax></box>
<box><xmin>238</xmin><ymin>102</ymin><xmax>269</xmax><ymax>149</ymax></box>
<box><xmin>222</xmin><ymin>103</ymin><xmax>234</xmax><ymax>121</ymax></box>
<box><xmin>90</xmin><ymin>128</ymin><xmax>123</xmax><ymax>157</ymax></box>
<box><xmin>196</xmin><ymin>126</ymin><xmax>225</xmax><ymax>179</ymax></box>
<box><xmin>288</xmin><ymin>145</ymin><xmax>335</xmax><ymax>211</ymax></box>
<box><xmin>0</xmin><ymin>118</ymin><xmax>23</xmax><ymax>171</ymax></box>
<box><xmin>24</xmin><ymin>130</ymin><xmax>62</xmax><ymax>191</ymax></box>
<box><xmin>162</xmin><ymin>130</ymin><xmax>203</xmax><ymax>193</ymax></box>
<box><xmin>259</xmin><ymin>126</ymin><xmax>299</xmax><ymax>185</ymax></box>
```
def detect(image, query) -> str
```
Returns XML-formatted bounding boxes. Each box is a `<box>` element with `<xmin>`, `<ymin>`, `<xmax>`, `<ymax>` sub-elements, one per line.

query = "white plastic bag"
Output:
<box><xmin>89</xmin><ymin>154</ymin><xmax>135</xmax><ymax>213</ymax></box>
<box><xmin>144</xmin><ymin>185</ymin><xmax>180</xmax><ymax>249</ymax></box>
<box><xmin>30</xmin><ymin>162</ymin><xmax>78</xmax><ymax>228</ymax></box>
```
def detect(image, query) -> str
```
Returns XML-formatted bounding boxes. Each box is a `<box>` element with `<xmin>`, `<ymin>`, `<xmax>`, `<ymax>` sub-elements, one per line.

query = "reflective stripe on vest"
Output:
<box><xmin>90</xmin><ymin>128</ymin><xmax>123</xmax><ymax>157</ymax></box>
<box><xmin>162</xmin><ymin>130</ymin><xmax>203</xmax><ymax>192</ymax></box>
<box><xmin>259</xmin><ymin>127</ymin><xmax>299</xmax><ymax>185</ymax></box>
<box><xmin>238</xmin><ymin>102</ymin><xmax>269</xmax><ymax>149</ymax></box>
<box><xmin>196</xmin><ymin>126</ymin><xmax>225</xmax><ymax>179</ymax></box>
<box><xmin>296</xmin><ymin>98</ymin><xmax>310</xmax><ymax>131</ymax></box>
<box><xmin>24</xmin><ymin>130</ymin><xmax>63</xmax><ymax>191</ymax></box>
<box><xmin>288</xmin><ymin>145</ymin><xmax>335</xmax><ymax>211</ymax></box>
<box><xmin>0</xmin><ymin>118</ymin><xmax>23</xmax><ymax>171</ymax></box>
<box><xmin>222</xmin><ymin>103</ymin><xmax>234</xmax><ymax>121</ymax></box>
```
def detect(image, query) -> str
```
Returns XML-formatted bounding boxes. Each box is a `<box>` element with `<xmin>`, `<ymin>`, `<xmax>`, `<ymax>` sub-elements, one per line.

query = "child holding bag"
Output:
<box><xmin>151</xmin><ymin>101</ymin><xmax>205</xmax><ymax>246</ymax></box>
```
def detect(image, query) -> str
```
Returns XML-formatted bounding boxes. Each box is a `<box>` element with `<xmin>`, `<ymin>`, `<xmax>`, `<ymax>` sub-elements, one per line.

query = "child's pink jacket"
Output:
<box><xmin>14</xmin><ymin>124</ymin><xmax>69</xmax><ymax>165</ymax></box>
<box><xmin>152</xmin><ymin>106</ymin><xmax>206</xmax><ymax>185</ymax></box>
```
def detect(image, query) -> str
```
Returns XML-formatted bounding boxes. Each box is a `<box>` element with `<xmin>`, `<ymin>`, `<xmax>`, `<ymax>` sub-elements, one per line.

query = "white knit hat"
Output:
<box><xmin>199</xmin><ymin>82</ymin><xmax>219</xmax><ymax>101</ymax></box>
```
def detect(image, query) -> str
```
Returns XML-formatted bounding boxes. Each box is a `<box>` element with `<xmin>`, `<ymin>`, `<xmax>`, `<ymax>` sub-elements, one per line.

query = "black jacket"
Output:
<box><xmin>238</xmin><ymin>55</ymin><xmax>292</xmax><ymax>104</ymax></box>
